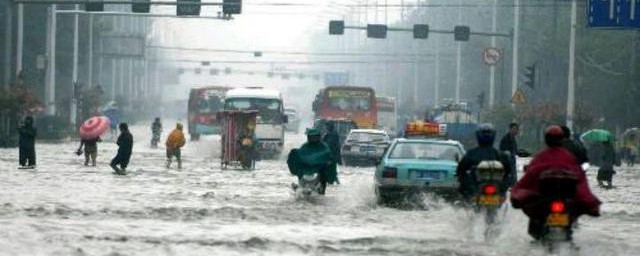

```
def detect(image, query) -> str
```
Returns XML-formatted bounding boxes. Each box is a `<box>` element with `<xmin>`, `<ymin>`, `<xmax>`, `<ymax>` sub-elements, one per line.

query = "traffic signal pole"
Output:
<box><xmin>455</xmin><ymin>0</ymin><xmax>462</xmax><ymax>104</ymax></box>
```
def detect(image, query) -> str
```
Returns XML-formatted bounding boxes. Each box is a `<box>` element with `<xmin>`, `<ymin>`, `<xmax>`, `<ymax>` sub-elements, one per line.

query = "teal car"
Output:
<box><xmin>374</xmin><ymin>138</ymin><xmax>465</xmax><ymax>204</ymax></box>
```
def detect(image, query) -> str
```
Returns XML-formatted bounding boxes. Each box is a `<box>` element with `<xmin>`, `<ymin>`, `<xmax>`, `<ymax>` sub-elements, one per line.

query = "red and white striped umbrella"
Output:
<box><xmin>79</xmin><ymin>116</ymin><xmax>110</xmax><ymax>140</ymax></box>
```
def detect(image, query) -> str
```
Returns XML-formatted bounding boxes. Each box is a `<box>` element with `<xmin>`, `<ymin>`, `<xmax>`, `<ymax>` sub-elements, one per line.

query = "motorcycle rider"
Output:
<box><xmin>322</xmin><ymin>121</ymin><xmax>342</xmax><ymax>165</ymax></box>
<box><xmin>511</xmin><ymin>125</ymin><xmax>601</xmax><ymax>240</ymax></box>
<box><xmin>287</xmin><ymin>128</ymin><xmax>339</xmax><ymax>194</ymax></box>
<box><xmin>151</xmin><ymin>117</ymin><xmax>162</xmax><ymax>148</ymax></box>
<box><xmin>560</xmin><ymin>125</ymin><xmax>589</xmax><ymax>166</ymax></box>
<box><xmin>499</xmin><ymin>122</ymin><xmax>519</xmax><ymax>187</ymax></box>
<box><xmin>456</xmin><ymin>124</ymin><xmax>512</xmax><ymax>200</ymax></box>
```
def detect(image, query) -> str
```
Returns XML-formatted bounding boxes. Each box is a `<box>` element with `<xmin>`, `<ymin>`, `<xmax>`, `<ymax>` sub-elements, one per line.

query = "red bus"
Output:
<box><xmin>313</xmin><ymin>86</ymin><xmax>377</xmax><ymax>129</ymax></box>
<box><xmin>187</xmin><ymin>86</ymin><xmax>230</xmax><ymax>140</ymax></box>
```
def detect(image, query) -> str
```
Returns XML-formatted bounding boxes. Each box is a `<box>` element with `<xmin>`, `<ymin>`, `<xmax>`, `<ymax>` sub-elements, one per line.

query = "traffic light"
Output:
<box><xmin>329</xmin><ymin>20</ymin><xmax>344</xmax><ymax>35</ymax></box>
<box><xmin>85</xmin><ymin>0</ymin><xmax>104</xmax><ymax>12</ymax></box>
<box><xmin>367</xmin><ymin>24</ymin><xmax>387</xmax><ymax>39</ymax></box>
<box><xmin>524</xmin><ymin>64</ymin><xmax>536</xmax><ymax>88</ymax></box>
<box><xmin>454</xmin><ymin>26</ymin><xmax>470</xmax><ymax>41</ymax></box>
<box><xmin>223</xmin><ymin>0</ymin><xmax>242</xmax><ymax>15</ymax></box>
<box><xmin>132</xmin><ymin>0</ymin><xmax>151</xmax><ymax>13</ymax></box>
<box><xmin>177</xmin><ymin>0</ymin><xmax>201</xmax><ymax>16</ymax></box>
<box><xmin>413</xmin><ymin>24</ymin><xmax>429</xmax><ymax>39</ymax></box>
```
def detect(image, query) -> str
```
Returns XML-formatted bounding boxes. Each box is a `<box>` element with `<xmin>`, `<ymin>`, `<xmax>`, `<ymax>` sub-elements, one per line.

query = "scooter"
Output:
<box><xmin>531</xmin><ymin>171</ymin><xmax>579</xmax><ymax>251</ymax></box>
<box><xmin>473</xmin><ymin>160</ymin><xmax>507</xmax><ymax>225</ymax></box>
<box><xmin>292</xmin><ymin>167</ymin><xmax>327</xmax><ymax>197</ymax></box>
<box><xmin>151</xmin><ymin>133</ymin><xmax>160</xmax><ymax>148</ymax></box>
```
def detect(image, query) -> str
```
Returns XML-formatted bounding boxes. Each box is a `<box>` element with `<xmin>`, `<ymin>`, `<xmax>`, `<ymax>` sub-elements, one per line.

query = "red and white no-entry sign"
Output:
<box><xmin>483</xmin><ymin>47</ymin><xmax>502</xmax><ymax>66</ymax></box>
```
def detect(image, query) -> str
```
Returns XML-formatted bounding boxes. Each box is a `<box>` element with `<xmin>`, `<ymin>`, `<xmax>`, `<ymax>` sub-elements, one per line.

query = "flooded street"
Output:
<box><xmin>0</xmin><ymin>125</ymin><xmax>640</xmax><ymax>255</ymax></box>
<box><xmin>0</xmin><ymin>125</ymin><xmax>637</xmax><ymax>256</ymax></box>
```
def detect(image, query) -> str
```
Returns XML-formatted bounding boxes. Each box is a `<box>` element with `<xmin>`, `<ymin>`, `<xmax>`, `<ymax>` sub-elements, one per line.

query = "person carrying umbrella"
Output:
<box><xmin>165</xmin><ymin>123</ymin><xmax>186</xmax><ymax>169</ymax></box>
<box><xmin>77</xmin><ymin>136</ymin><xmax>101</xmax><ymax>166</ymax></box>
<box><xmin>78</xmin><ymin>116</ymin><xmax>111</xmax><ymax>166</ymax></box>
<box><xmin>581</xmin><ymin>129</ymin><xmax>619</xmax><ymax>188</ymax></box>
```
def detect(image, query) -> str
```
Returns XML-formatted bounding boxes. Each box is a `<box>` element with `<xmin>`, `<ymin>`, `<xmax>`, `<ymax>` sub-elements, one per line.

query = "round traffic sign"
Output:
<box><xmin>483</xmin><ymin>47</ymin><xmax>502</xmax><ymax>66</ymax></box>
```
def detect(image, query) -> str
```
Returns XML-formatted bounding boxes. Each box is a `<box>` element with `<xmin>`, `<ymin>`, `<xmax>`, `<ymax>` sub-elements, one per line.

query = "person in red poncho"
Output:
<box><xmin>511</xmin><ymin>125</ymin><xmax>601</xmax><ymax>240</ymax></box>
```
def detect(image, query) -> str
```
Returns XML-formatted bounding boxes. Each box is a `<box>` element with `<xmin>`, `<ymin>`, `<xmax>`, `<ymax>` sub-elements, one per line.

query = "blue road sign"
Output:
<box><xmin>588</xmin><ymin>0</ymin><xmax>619</xmax><ymax>27</ymax></box>
<box><xmin>588</xmin><ymin>0</ymin><xmax>640</xmax><ymax>28</ymax></box>
<box><xmin>619</xmin><ymin>0</ymin><xmax>640</xmax><ymax>27</ymax></box>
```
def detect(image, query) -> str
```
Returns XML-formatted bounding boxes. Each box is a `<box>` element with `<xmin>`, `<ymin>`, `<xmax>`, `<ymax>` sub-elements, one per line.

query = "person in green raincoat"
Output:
<box><xmin>287</xmin><ymin>128</ymin><xmax>339</xmax><ymax>195</ymax></box>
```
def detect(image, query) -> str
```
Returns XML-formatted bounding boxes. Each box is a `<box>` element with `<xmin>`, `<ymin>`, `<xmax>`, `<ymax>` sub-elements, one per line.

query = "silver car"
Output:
<box><xmin>341</xmin><ymin>129</ymin><xmax>391</xmax><ymax>166</ymax></box>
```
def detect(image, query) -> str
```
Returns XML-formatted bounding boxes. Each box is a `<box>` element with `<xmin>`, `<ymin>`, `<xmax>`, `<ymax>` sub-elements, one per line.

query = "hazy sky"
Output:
<box><xmin>151</xmin><ymin>0</ymin><xmax>406</xmax><ymax>51</ymax></box>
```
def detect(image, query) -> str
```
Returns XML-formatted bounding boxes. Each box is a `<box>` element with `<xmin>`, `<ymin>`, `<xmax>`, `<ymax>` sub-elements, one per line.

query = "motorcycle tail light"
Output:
<box><xmin>550</xmin><ymin>200</ymin><xmax>565</xmax><ymax>213</ymax></box>
<box><xmin>482</xmin><ymin>184</ymin><xmax>497</xmax><ymax>195</ymax></box>
<box><xmin>382</xmin><ymin>167</ymin><xmax>397</xmax><ymax>178</ymax></box>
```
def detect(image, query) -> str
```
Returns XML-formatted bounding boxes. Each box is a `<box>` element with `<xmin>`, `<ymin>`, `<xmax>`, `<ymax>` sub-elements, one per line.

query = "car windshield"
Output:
<box><xmin>347</xmin><ymin>132</ymin><xmax>388</xmax><ymax>143</ymax></box>
<box><xmin>327</xmin><ymin>90</ymin><xmax>372</xmax><ymax>111</ymax></box>
<box><xmin>224</xmin><ymin>98</ymin><xmax>282</xmax><ymax>124</ymax></box>
<box><xmin>388</xmin><ymin>142</ymin><xmax>461</xmax><ymax>161</ymax></box>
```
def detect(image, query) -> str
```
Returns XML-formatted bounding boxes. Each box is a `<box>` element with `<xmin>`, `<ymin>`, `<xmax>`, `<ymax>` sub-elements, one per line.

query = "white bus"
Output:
<box><xmin>224</xmin><ymin>88</ymin><xmax>286</xmax><ymax>158</ymax></box>
<box><xmin>376</xmin><ymin>96</ymin><xmax>397</xmax><ymax>135</ymax></box>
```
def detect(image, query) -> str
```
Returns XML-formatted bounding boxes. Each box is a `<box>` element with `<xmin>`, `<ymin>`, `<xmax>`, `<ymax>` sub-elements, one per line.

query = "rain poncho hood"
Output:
<box><xmin>287</xmin><ymin>141</ymin><xmax>338</xmax><ymax>184</ymax></box>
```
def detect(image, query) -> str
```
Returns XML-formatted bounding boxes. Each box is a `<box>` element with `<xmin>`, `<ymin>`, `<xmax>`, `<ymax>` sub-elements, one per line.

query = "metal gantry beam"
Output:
<box><xmin>11</xmin><ymin>0</ymin><xmax>228</xmax><ymax>6</ymax></box>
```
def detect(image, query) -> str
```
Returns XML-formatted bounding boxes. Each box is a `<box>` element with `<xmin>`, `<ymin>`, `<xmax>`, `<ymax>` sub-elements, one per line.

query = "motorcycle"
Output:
<box><xmin>296</xmin><ymin>169</ymin><xmax>326</xmax><ymax>197</ymax></box>
<box><xmin>150</xmin><ymin>132</ymin><xmax>160</xmax><ymax>148</ymax></box>
<box><xmin>473</xmin><ymin>160</ymin><xmax>507</xmax><ymax>224</ymax></box>
<box><xmin>290</xmin><ymin>164</ymin><xmax>328</xmax><ymax>197</ymax></box>
<box><xmin>537</xmin><ymin>173</ymin><xmax>578</xmax><ymax>246</ymax></box>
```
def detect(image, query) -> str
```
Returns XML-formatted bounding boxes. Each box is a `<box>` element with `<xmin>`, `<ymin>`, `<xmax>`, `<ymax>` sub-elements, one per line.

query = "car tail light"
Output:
<box><xmin>382</xmin><ymin>167</ymin><xmax>397</xmax><ymax>178</ymax></box>
<box><xmin>482</xmin><ymin>184</ymin><xmax>497</xmax><ymax>195</ymax></box>
<box><xmin>550</xmin><ymin>200</ymin><xmax>565</xmax><ymax>213</ymax></box>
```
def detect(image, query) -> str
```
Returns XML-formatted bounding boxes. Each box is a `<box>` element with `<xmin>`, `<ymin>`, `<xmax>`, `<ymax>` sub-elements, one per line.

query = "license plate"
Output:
<box><xmin>351</xmin><ymin>146</ymin><xmax>360</xmax><ymax>152</ymax></box>
<box><xmin>478</xmin><ymin>195</ymin><xmax>501</xmax><ymax>205</ymax></box>
<box><xmin>416</xmin><ymin>171</ymin><xmax>441</xmax><ymax>180</ymax></box>
<box><xmin>360</xmin><ymin>146</ymin><xmax>375</xmax><ymax>152</ymax></box>
<box><xmin>546</xmin><ymin>213</ymin><xmax>569</xmax><ymax>227</ymax></box>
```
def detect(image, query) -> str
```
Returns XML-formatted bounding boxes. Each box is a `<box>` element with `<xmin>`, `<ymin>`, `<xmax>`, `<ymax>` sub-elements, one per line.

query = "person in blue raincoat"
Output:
<box><xmin>103</xmin><ymin>102</ymin><xmax>121</xmax><ymax>138</ymax></box>
<box><xmin>287</xmin><ymin>128</ymin><xmax>339</xmax><ymax>194</ymax></box>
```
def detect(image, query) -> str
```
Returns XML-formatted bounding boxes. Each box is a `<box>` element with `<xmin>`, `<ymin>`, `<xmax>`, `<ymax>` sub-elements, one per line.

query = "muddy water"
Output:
<box><xmin>0</xmin><ymin>126</ymin><xmax>637</xmax><ymax>255</ymax></box>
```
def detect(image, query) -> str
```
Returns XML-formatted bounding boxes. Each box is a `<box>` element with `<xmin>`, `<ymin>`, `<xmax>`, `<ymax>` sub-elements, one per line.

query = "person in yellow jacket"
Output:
<box><xmin>165</xmin><ymin>123</ymin><xmax>186</xmax><ymax>169</ymax></box>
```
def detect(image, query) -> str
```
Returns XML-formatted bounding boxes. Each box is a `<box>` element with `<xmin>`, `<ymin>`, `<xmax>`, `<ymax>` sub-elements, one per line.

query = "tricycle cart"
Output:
<box><xmin>220</xmin><ymin>110</ymin><xmax>258</xmax><ymax>170</ymax></box>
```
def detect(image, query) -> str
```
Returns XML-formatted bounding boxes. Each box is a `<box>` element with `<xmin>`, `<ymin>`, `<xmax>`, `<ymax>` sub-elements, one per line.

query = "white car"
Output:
<box><xmin>340</xmin><ymin>129</ymin><xmax>391</xmax><ymax>166</ymax></box>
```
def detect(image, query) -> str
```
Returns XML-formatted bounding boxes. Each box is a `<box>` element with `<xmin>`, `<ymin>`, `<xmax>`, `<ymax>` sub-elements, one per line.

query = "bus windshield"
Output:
<box><xmin>327</xmin><ymin>90</ymin><xmax>372</xmax><ymax>111</ymax></box>
<box><xmin>225</xmin><ymin>98</ymin><xmax>282</xmax><ymax>124</ymax></box>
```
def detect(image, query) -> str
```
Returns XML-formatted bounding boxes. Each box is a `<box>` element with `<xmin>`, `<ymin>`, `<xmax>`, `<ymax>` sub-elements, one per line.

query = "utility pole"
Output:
<box><xmin>434</xmin><ymin>6</ymin><xmax>440</xmax><ymax>107</ymax></box>
<box><xmin>511</xmin><ymin>0</ymin><xmax>520</xmax><ymax>101</ymax></box>
<box><xmin>45</xmin><ymin>4</ymin><xmax>57</xmax><ymax>115</ymax></box>
<box><xmin>3</xmin><ymin>2</ymin><xmax>13</xmax><ymax>87</ymax></box>
<box><xmin>71</xmin><ymin>4</ymin><xmax>79</xmax><ymax>127</ymax></box>
<box><xmin>16</xmin><ymin>3</ymin><xmax>24</xmax><ymax>77</ymax></box>
<box><xmin>489</xmin><ymin>0</ymin><xmax>497</xmax><ymax>107</ymax></box>
<box><xmin>87</xmin><ymin>13</ymin><xmax>94</xmax><ymax>87</ymax></box>
<box><xmin>566</xmin><ymin>0</ymin><xmax>577</xmax><ymax>130</ymax></box>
